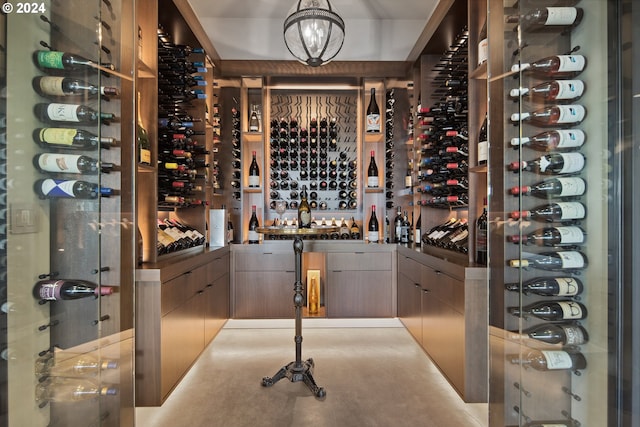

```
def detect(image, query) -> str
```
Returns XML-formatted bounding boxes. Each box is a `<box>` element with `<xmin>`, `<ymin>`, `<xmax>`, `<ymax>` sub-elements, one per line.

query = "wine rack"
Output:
<box><xmin>487</xmin><ymin>0</ymin><xmax>610</xmax><ymax>425</ymax></box>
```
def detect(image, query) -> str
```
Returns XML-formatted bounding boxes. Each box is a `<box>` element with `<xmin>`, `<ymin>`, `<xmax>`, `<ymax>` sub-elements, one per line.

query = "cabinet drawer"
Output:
<box><xmin>235</xmin><ymin>251</ymin><xmax>295</xmax><ymax>271</ymax></box>
<box><xmin>398</xmin><ymin>254</ymin><xmax>421</xmax><ymax>284</ymax></box>
<box><xmin>161</xmin><ymin>266</ymin><xmax>206</xmax><ymax>316</ymax></box>
<box><xmin>208</xmin><ymin>253</ymin><xmax>229</xmax><ymax>283</ymax></box>
<box><xmin>328</xmin><ymin>252</ymin><xmax>391</xmax><ymax>271</ymax></box>
<box><xmin>422</xmin><ymin>266</ymin><xmax>464</xmax><ymax>312</ymax></box>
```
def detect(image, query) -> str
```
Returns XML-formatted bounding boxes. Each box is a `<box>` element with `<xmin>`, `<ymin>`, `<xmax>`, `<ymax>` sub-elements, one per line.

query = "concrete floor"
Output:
<box><xmin>136</xmin><ymin>319</ymin><xmax>488</xmax><ymax>427</ymax></box>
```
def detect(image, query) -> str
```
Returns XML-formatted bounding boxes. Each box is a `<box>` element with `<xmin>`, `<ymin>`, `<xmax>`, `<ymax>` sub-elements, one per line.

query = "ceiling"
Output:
<box><xmin>187</xmin><ymin>0</ymin><xmax>441</xmax><ymax>62</ymax></box>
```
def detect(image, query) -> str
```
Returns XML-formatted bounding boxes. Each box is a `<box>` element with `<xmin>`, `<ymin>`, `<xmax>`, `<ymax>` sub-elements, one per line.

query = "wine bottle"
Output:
<box><xmin>36</xmin><ymin>377</ymin><xmax>118</xmax><ymax>404</ymax></box>
<box><xmin>506</xmin><ymin>7</ymin><xmax>584</xmax><ymax>30</ymax></box>
<box><xmin>226</xmin><ymin>210</ymin><xmax>234</xmax><ymax>244</ymax></box>
<box><xmin>507</xmin><ymin>225</ymin><xmax>586</xmax><ymax>247</ymax></box>
<box><xmin>367</xmin><ymin>151</ymin><xmax>379</xmax><ymax>188</ymax></box>
<box><xmin>33</xmin><ymin>279</ymin><xmax>114</xmax><ymax>301</ymax></box>
<box><xmin>249</xmin><ymin>109</ymin><xmax>260</xmax><ymax>132</ymax></box>
<box><xmin>508</xmin><ymin>349</ymin><xmax>586</xmax><ymax>371</ymax></box>
<box><xmin>340</xmin><ymin>218</ymin><xmax>350</xmax><ymax>239</ymax></box>
<box><xmin>35</xmin><ymin>103</ymin><xmax>115</xmax><ymax>124</ymax></box>
<box><xmin>477</xmin><ymin>114</ymin><xmax>488</xmax><ymax>165</ymax></box>
<box><xmin>350</xmin><ymin>217</ymin><xmax>361</xmax><ymax>239</ymax></box>
<box><xmin>33</xmin><ymin>128</ymin><xmax>115</xmax><ymax>151</ymax></box>
<box><xmin>477</xmin><ymin>18</ymin><xmax>488</xmax><ymax>66</ymax></box>
<box><xmin>509</xmin><ymin>300</ymin><xmax>587</xmax><ymax>321</ymax></box>
<box><xmin>393</xmin><ymin>206</ymin><xmax>403</xmax><ymax>243</ymax></box>
<box><xmin>248</xmin><ymin>205</ymin><xmax>260</xmax><ymax>244</ymax></box>
<box><xmin>506</xmin><ymin>421</ymin><xmax>576</xmax><ymax>427</ymax></box>
<box><xmin>475</xmin><ymin>199</ymin><xmax>488</xmax><ymax>265</ymax></box>
<box><xmin>298</xmin><ymin>186</ymin><xmax>311</xmax><ymax>228</ymax></box>
<box><xmin>512</xmin><ymin>54</ymin><xmax>587</xmax><ymax>78</ymax></box>
<box><xmin>511</xmin><ymin>105</ymin><xmax>586</xmax><ymax>127</ymax></box>
<box><xmin>517</xmin><ymin>323</ymin><xmax>589</xmax><ymax>346</ymax></box>
<box><xmin>510</xmin><ymin>201</ymin><xmax>586</xmax><ymax>222</ymax></box>
<box><xmin>308</xmin><ymin>276</ymin><xmax>319</xmax><ymax>314</ymax></box>
<box><xmin>509</xmin><ymin>152</ymin><xmax>585</xmax><ymax>175</ymax></box>
<box><xmin>509</xmin><ymin>250</ymin><xmax>588</xmax><ymax>270</ymax></box>
<box><xmin>368</xmin><ymin>205</ymin><xmax>379</xmax><ymax>243</ymax></box>
<box><xmin>33</xmin><ymin>153</ymin><xmax>114</xmax><ymax>175</ymax></box>
<box><xmin>414</xmin><ymin>213</ymin><xmax>422</xmax><ymax>246</ymax></box>
<box><xmin>248</xmin><ymin>150</ymin><xmax>260</xmax><ymax>187</ymax></box>
<box><xmin>505</xmin><ymin>276</ymin><xmax>583</xmax><ymax>297</ymax></box>
<box><xmin>34</xmin><ymin>178</ymin><xmax>114</xmax><ymax>199</ymax></box>
<box><xmin>511</xmin><ymin>129</ymin><xmax>585</xmax><ymax>151</ymax></box>
<box><xmin>35</xmin><ymin>353</ymin><xmax>118</xmax><ymax>379</ymax></box>
<box><xmin>33</xmin><ymin>50</ymin><xmax>115</xmax><ymax>72</ymax></box>
<box><xmin>33</xmin><ymin>76</ymin><xmax>119</xmax><ymax>98</ymax></box>
<box><xmin>366</xmin><ymin>88</ymin><xmax>381</xmax><ymax>132</ymax></box>
<box><xmin>510</xmin><ymin>80</ymin><xmax>585</xmax><ymax>103</ymax></box>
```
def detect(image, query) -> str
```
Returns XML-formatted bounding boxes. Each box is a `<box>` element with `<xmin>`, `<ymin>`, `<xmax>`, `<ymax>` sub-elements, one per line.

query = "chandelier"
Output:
<box><xmin>283</xmin><ymin>0</ymin><xmax>345</xmax><ymax>67</ymax></box>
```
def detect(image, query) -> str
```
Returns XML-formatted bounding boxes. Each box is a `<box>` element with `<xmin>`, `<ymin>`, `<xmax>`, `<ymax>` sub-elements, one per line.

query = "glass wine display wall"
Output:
<box><xmin>416</xmin><ymin>28</ymin><xmax>470</xmax><ymax>256</ymax></box>
<box><xmin>0</xmin><ymin>10</ymin><xmax>6</xmax><ymax>425</ymax></box>
<box><xmin>267</xmin><ymin>90</ymin><xmax>359</xmax><ymax>236</ymax></box>
<box><xmin>489</xmin><ymin>1</ymin><xmax>610</xmax><ymax>426</ymax></box>
<box><xmin>154</xmin><ymin>27</ymin><xmax>208</xmax><ymax>255</ymax></box>
<box><xmin>4</xmin><ymin>1</ymin><xmax>135</xmax><ymax>426</ymax></box>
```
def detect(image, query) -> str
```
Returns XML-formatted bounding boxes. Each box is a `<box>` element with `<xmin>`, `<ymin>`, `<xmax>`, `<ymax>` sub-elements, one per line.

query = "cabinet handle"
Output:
<box><xmin>285</xmin><ymin>270</ymin><xmax>295</xmax><ymax>273</ymax></box>
<box><xmin>206</xmin><ymin>284</ymin><xmax>213</xmax><ymax>288</ymax></box>
<box><xmin>414</xmin><ymin>283</ymin><xmax>421</xmax><ymax>288</ymax></box>
<box><xmin>332</xmin><ymin>270</ymin><xmax>342</xmax><ymax>273</ymax></box>
<box><xmin>355</xmin><ymin>252</ymin><xmax>365</xmax><ymax>254</ymax></box>
<box><xmin>197</xmin><ymin>290</ymin><xmax>204</xmax><ymax>295</ymax></box>
<box><xmin>263</xmin><ymin>252</ymin><xmax>273</xmax><ymax>255</ymax></box>
<box><xmin>184</xmin><ymin>271</ymin><xmax>192</xmax><ymax>276</ymax></box>
<box><xmin>423</xmin><ymin>289</ymin><xmax>430</xmax><ymax>293</ymax></box>
<box><xmin>434</xmin><ymin>270</ymin><xmax>442</xmax><ymax>275</ymax></box>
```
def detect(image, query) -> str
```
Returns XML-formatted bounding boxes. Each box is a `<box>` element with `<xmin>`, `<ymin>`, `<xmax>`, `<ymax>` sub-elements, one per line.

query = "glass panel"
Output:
<box><xmin>1</xmin><ymin>1</ymin><xmax>135</xmax><ymax>426</ymax></box>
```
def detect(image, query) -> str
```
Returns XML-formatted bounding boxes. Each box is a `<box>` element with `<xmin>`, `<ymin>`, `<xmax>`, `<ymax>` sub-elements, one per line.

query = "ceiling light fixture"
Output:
<box><xmin>283</xmin><ymin>0</ymin><xmax>345</xmax><ymax>67</ymax></box>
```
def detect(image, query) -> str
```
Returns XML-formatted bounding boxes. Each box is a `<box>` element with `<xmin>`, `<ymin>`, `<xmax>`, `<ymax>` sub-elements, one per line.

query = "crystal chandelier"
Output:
<box><xmin>283</xmin><ymin>0</ymin><xmax>345</xmax><ymax>67</ymax></box>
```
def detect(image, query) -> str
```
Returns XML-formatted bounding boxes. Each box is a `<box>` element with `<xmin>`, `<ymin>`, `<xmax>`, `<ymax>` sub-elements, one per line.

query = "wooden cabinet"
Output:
<box><xmin>397</xmin><ymin>245</ymin><xmax>487</xmax><ymax>403</ymax></box>
<box><xmin>327</xmin><ymin>252</ymin><xmax>394</xmax><ymax>318</ymax></box>
<box><xmin>135</xmin><ymin>247</ymin><xmax>229</xmax><ymax>406</ymax></box>
<box><xmin>233</xmin><ymin>249</ymin><xmax>295</xmax><ymax>318</ymax></box>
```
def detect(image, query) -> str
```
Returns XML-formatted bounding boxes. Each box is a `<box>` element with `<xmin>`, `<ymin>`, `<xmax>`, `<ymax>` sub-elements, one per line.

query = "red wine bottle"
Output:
<box><xmin>508</xmin><ymin>349</ymin><xmax>586</xmax><ymax>371</ymax></box>
<box><xmin>368</xmin><ymin>205</ymin><xmax>379</xmax><ymax>243</ymax></box>
<box><xmin>34</xmin><ymin>178</ymin><xmax>114</xmax><ymax>199</ymax></box>
<box><xmin>35</xmin><ymin>103</ymin><xmax>115</xmax><ymax>124</ymax></box>
<box><xmin>248</xmin><ymin>151</ymin><xmax>260</xmax><ymax>187</ymax></box>
<box><xmin>511</xmin><ymin>105</ymin><xmax>586</xmax><ymax>127</ymax></box>
<box><xmin>507</xmin><ymin>225</ymin><xmax>586</xmax><ymax>246</ymax></box>
<box><xmin>510</xmin><ymin>80</ymin><xmax>585</xmax><ymax>102</ymax></box>
<box><xmin>508</xmin><ymin>300</ymin><xmax>587</xmax><ymax>321</ymax></box>
<box><xmin>33</xmin><ymin>279</ymin><xmax>114</xmax><ymax>301</ymax></box>
<box><xmin>33</xmin><ymin>50</ymin><xmax>115</xmax><ymax>72</ymax></box>
<box><xmin>248</xmin><ymin>205</ymin><xmax>260</xmax><ymax>244</ymax></box>
<box><xmin>505</xmin><ymin>276</ymin><xmax>583</xmax><ymax>296</ymax></box>
<box><xmin>509</xmin><ymin>250</ymin><xmax>588</xmax><ymax>270</ymax></box>
<box><xmin>510</xmin><ymin>129</ymin><xmax>585</xmax><ymax>151</ymax></box>
<box><xmin>33</xmin><ymin>153</ymin><xmax>114</xmax><ymax>175</ymax></box>
<box><xmin>510</xmin><ymin>177</ymin><xmax>586</xmax><ymax>199</ymax></box>
<box><xmin>506</xmin><ymin>7</ymin><xmax>584</xmax><ymax>30</ymax></box>
<box><xmin>510</xmin><ymin>201</ymin><xmax>586</xmax><ymax>222</ymax></box>
<box><xmin>518</xmin><ymin>323</ymin><xmax>589</xmax><ymax>346</ymax></box>
<box><xmin>475</xmin><ymin>199</ymin><xmax>488</xmax><ymax>264</ymax></box>
<box><xmin>366</xmin><ymin>88</ymin><xmax>381</xmax><ymax>132</ymax></box>
<box><xmin>367</xmin><ymin>150</ymin><xmax>379</xmax><ymax>188</ymax></box>
<box><xmin>33</xmin><ymin>76</ymin><xmax>119</xmax><ymax>97</ymax></box>
<box><xmin>34</xmin><ymin>128</ymin><xmax>115</xmax><ymax>150</ymax></box>
<box><xmin>512</xmin><ymin>54</ymin><xmax>587</xmax><ymax>78</ymax></box>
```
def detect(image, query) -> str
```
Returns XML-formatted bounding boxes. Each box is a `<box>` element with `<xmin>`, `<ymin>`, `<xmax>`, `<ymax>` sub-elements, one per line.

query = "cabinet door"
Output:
<box><xmin>204</xmin><ymin>272</ymin><xmax>229</xmax><ymax>343</ymax></box>
<box><xmin>234</xmin><ymin>271</ymin><xmax>295</xmax><ymax>318</ymax></box>
<box><xmin>327</xmin><ymin>270</ymin><xmax>393</xmax><ymax>317</ymax></box>
<box><xmin>397</xmin><ymin>272</ymin><xmax>422</xmax><ymax>343</ymax></box>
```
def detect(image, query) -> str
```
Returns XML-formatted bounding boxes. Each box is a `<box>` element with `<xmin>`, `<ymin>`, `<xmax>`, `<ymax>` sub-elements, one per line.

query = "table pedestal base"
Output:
<box><xmin>261</xmin><ymin>358</ymin><xmax>326</xmax><ymax>399</ymax></box>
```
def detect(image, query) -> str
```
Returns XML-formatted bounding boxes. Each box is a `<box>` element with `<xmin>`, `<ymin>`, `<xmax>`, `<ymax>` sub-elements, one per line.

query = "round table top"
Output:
<box><xmin>256</xmin><ymin>225</ymin><xmax>340</xmax><ymax>236</ymax></box>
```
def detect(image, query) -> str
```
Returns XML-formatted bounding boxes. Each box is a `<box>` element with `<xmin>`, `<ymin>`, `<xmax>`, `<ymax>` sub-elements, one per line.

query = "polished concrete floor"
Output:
<box><xmin>136</xmin><ymin>319</ymin><xmax>488</xmax><ymax>427</ymax></box>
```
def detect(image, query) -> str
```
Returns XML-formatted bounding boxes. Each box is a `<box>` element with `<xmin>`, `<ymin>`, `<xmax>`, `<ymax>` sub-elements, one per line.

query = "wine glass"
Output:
<box><xmin>275</xmin><ymin>200</ymin><xmax>287</xmax><ymax>227</ymax></box>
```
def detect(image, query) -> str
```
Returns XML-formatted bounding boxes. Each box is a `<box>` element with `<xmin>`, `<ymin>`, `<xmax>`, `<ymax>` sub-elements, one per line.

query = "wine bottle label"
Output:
<box><xmin>139</xmin><ymin>148</ymin><xmax>151</xmax><ymax>164</ymax></box>
<box><xmin>555</xmin><ymin>105</ymin><xmax>586</xmax><ymax>124</ymax></box>
<box><xmin>544</xmin><ymin>7</ymin><xmax>578</xmax><ymax>25</ymax></box>
<box><xmin>37</xmin><ymin>153</ymin><xmax>83</xmax><ymax>174</ymax></box>
<box><xmin>556</xmin><ymin>202</ymin><xmax>586</xmax><ymax>219</ymax></box>
<box><xmin>248</xmin><ymin>230</ymin><xmax>259</xmax><ymax>242</ymax></box>
<box><xmin>248</xmin><ymin>176</ymin><xmax>260</xmax><ymax>187</ymax></box>
<box><xmin>556</xmin><ymin>226</ymin><xmax>585</xmax><ymax>244</ymax></box>
<box><xmin>556</xmin><ymin>55</ymin><xmax>586</xmax><ymax>73</ymax></box>
<box><xmin>39</xmin><ymin>179</ymin><xmax>79</xmax><ymax>198</ymax></box>
<box><xmin>555</xmin><ymin>277</ymin><xmax>582</xmax><ymax>296</ymax></box>
<box><xmin>541</xmin><ymin>350</ymin><xmax>573</xmax><ymax>370</ymax></box>
<box><xmin>554</xmin><ymin>80</ymin><xmax>585</xmax><ymax>99</ymax></box>
<box><xmin>557</xmin><ymin>251</ymin><xmax>585</xmax><ymax>268</ymax></box>
<box><xmin>366</xmin><ymin>114</ymin><xmax>381</xmax><ymax>132</ymax></box>
<box><xmin>477</xmin><ymin>38</ymin><xmax>488</xmax><ymax>65</ymax></box>
<box><xmin>36</xmin><ymin>281</ymin><xmax>64</xmax><ymax>301</ymax></box>
<box><xmin>543</xmin><ymin>152</ymin><xmax>585</xmax><ymax>174</ymax></box>
<box><xmin>37</xmin><ymin>77</ymin><xmax>68</xmax><ymax>96</ymax></box>
<box><xmin>477</xmin><ymin>140</ymin><xmax>488</xmax><ymax>163</ymax></box>
<box><xmin>368</xmin><ymin>176</ymin><xmax>379</xmax><ymax>187</ymax></box>
<box><xmin>39</xmin><ymin>128</ymin><xmax>77</xmax><ymax>146</ymax></box>
<box><xmin>559</xmin><ymin>301</ymin><xmax>585</xmax><ymax>319</ymax></box>
<box><xmin>46</xmin><ymin>103</ymin><xmax>80</xmax><ymax>122</ymax></box>
<box><xmin>37</xmin><ymin>51</ymin><xmax>65</xmax><ymax>69</ymax></box>
<box><xmin>562</xmin><ymin>325</ymin><xmax>587</xmax><ymax>345</ymax></box>
<box><xmin>368</xmin><ymin>231</ymin><xmax>379</xmax><ymax>243</ymax></box>
<box><xmin>555</xmin><ymin>129</ymin><xmax>586</xmax><ymax>148</ymax></box>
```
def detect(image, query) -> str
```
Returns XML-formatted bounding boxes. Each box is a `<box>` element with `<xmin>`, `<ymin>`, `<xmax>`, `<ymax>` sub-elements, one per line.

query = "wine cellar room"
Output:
<box><xmin>2</xmin><ymin>0</ymin><xmax>640</xmax><ymax>426</ymax></box>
